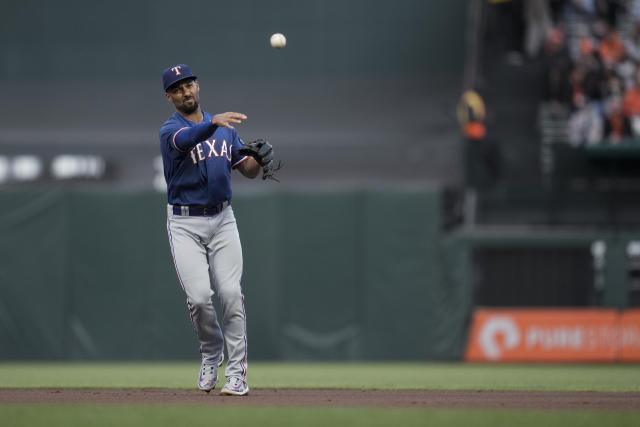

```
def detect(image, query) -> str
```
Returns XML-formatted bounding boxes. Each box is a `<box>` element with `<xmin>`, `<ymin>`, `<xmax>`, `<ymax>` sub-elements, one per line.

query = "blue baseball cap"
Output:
<box><xmin>162</xmin><ymin>64</ymin><xmax>197</xmax><ymax>91</ymax></box>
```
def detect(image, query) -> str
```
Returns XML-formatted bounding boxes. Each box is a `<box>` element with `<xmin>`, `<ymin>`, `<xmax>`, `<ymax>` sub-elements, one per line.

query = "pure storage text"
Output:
<box><xmin>465</xmin><ymin>309</ymin><xmax>640</xmax><ymax>362</ymax></box>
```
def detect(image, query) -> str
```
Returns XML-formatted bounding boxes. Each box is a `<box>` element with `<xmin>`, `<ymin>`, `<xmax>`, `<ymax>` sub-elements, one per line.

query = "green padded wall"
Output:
<box><xmin>0</xmin><ymin>188</ymin><xmax>463</xmax><ymax>360</ymax></box>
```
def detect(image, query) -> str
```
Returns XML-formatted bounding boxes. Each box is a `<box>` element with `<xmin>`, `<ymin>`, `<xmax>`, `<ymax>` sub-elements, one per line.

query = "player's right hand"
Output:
<box><xmin>212</xmin><ymin>112</ymin><xmax>247</xmax><ymax>129</ymax></box>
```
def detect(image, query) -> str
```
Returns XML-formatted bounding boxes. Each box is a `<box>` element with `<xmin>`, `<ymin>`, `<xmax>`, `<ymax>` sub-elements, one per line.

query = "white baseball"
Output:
<box><xmin>270</xmin><ymin>33</ymin><xmax>286</xmax><ymax>49</ymax></box>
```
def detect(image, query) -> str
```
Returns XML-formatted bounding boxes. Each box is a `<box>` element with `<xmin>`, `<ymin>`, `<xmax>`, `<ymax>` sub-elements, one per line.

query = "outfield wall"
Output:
<box><xmin>0</xmin><ymin>188</ymin><xmax>470</xmax><ymax>360</ymax></box>
<box><xmin>3</xmin><ymin>188</ymin><xmax>638</xmax><ymax>361</ymax></box>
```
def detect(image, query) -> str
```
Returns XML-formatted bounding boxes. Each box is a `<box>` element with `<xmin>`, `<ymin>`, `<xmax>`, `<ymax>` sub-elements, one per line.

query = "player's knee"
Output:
<box><xmin>218</xmin><ymin>287</ymin><xmax>243</xmax><ymax>306</ymax></box>
<box><xmin>188</xmin><ymin>289</ymin><xmax>213</xmax><ymax>306</ymax></box>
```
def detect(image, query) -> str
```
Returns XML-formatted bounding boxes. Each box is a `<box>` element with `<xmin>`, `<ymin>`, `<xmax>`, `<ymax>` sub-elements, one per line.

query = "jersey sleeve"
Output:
<box><xmin>230</xmin><ymin>130</ymin><xmax>250</xmax><ymax>169</ymax></box>
<box><xmin>159</xmin><ymin>124</ymin><xmax>180</xmax><ymax>158</ymax></box>
<box><xmin>173</xmin><ymin>121</ymin><xmax>217</xmax><ymax>152</ymax></box>
<box><xmin>159</xmin><ymin>119</ymin><xmax>217</xmax><ymax>155</ymax></box>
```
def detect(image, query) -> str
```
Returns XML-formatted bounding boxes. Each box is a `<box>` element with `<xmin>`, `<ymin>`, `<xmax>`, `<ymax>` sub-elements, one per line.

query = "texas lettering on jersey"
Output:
<box><xmin>189</xmin><ymin>139</ymin><xmax>232</xmax><ymax>165</ymax></box>
<box><xmin>159</xmin><ymin>110</ymin><xmax>247</xmax><ymax>207</ymax></box>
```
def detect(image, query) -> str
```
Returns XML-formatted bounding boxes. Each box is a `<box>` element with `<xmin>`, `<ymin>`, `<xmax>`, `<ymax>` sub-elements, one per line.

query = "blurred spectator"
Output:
<box><xmin>459</xmin><ymin>92</ymin><xmax>501</xmax><ymax>187</ymax></box>
<box><xmin>602</xmin><ymin>73</ymin><xmax>629</xmax><ymax>141</ymax></box>
<box><xmin>541</xmin><ymin>0</ymin><xmax>640</xmax><ymax>145</ymax></box>
<box><xmin>618</xmin><ymin>20</ymin><xmax>640</xmax><ymax>88</ymax></box>
<box><xmin>568</xmin><ymin>66</ymin><xmax>605</xmax><ymax>144</ymax></box>
<box><xmin>598</xmin><ymin>24</ymin><xmax>625</xmax><ymax>69</ymax></box>
<box><xmin>524</xmin><ymin>0</ymin><xmax>553</xmax><ymax>57</ymax></box>
<box><xmin>575</xmin><ymin>36</ymin><xmax>605</xmax><ymax>100</ymax></box>
<box><xmin>544</xmin><ymin>28</ymin><xmax>573</xmax><ymax>116</ymax></box>
<box><xmin>567</xmin><ymin>23</ymin><xmax>593</xmax><ymax>61</ymax></box>
<box><xmin>623</xmin><ymin>68</ymin><xmax>640</xmax><ymax>136</ymax></box>
<box><xmin>458</xmin><ymin>90</ymin><xmax>487</xmax><ymax>140</ymax></box>
<box><xmin>579</xmin><ymin>35</ymin><xmax>596</xmax><ymax>58</ymax></box>
<box><xmin>623</xmin><ymin>21</ymin><xmax>640</xmax><ymax>63</ymax></box>
<box><xmin>615</xmin><ymin>56</ymin><xmax>636</xmax><ymax>90</ymax></box>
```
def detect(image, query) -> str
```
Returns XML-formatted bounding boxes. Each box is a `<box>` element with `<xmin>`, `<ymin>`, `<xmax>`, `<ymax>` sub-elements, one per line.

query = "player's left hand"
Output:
<box><xmin>238</xmin><ymin>139</ymin><xmax>282</xmax><ymax>181</ymax></box>
<box><xmin>238</xmin><ymin>139</ymin><xmax>273</xmax><ymax>166</ymax></box>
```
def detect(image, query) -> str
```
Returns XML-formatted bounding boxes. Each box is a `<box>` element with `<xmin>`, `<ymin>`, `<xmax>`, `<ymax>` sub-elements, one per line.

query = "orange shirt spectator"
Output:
<box><xmin>599</xmin><ymin>29</ymin><xmax>625</xmax><ymax>68</ymax></box>
<box><xmin>623</xmin><ymin>86</ymin><xmax>640</xmax><ymax>117</ymax></box>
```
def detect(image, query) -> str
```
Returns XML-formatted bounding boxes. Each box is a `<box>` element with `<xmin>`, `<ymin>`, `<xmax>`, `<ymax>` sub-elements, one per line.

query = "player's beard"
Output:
<box><xmin>178</xmin><ymin>98</ymin><xmax>199</xmax><ymax>115</ymax></box>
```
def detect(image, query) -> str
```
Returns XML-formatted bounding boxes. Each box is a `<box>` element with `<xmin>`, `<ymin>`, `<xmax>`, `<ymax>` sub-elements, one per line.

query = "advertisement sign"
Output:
<box><xmin>620</xmin><ymin>310</ymin><xmax>640</xmax><ymax>362</ymax></box>
<box><xmin>465</xmin><ymin>308</ymin><xmax>640</xmax><ymax>362</ymax></box>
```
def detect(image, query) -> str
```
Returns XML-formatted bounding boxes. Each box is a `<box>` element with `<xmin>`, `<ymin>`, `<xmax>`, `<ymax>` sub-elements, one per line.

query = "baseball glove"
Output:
<box><xmin>238</xmin><ymin>138</ymin><xmax>282</xmax><ymax>181</ymax></box>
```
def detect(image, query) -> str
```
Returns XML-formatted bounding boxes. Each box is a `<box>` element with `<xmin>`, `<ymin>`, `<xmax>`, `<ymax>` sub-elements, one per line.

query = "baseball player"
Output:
<box><xmin>158</xmin><ymin>64</ymin><xmax>276</xmax><ymax>396</ymax></box>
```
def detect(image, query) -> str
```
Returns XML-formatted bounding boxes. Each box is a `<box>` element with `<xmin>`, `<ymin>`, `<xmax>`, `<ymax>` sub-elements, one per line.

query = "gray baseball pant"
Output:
<box><xmin>166</xmin><ymin>205</ymin><xmax>248</xmax><ymax>380</ymax></box>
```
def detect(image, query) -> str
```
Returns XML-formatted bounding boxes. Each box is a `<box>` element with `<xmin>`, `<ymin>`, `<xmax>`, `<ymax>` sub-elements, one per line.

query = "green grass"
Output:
<box><xmin>1</xmin><ymin>405</ymin><xmax>639</xmax><ymax>427</ymax></box>
<box><xmin>2</xmin><ymin>363</ymin><xmax>639</xmax><ymax>426</ymax></box>
<box><xmin>0</xmin><ymin>362</ymin><xmax>640</xmax><ymax>391</ymax></box>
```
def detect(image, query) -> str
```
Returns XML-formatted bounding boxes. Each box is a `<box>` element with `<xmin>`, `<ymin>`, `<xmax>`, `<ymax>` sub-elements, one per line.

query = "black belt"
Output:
<box><xmin>172</xmin><ymin>201</ymin><xmax>230</xmax><ymax>216</ymax></box>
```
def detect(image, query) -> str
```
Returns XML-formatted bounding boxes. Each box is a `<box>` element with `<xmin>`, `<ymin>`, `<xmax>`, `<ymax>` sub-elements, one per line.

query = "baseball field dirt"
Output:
<box><xmin>2</xmin><ymin>388</ymin><xmax>640</xmax><ymax>409</ymax></box>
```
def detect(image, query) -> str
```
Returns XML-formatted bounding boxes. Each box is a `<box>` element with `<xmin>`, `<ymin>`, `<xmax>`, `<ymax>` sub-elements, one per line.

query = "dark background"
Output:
<box><xmin>0</xmin><ymin>0</ymin><xmax>466</xmax><ymax>187</ymax></box>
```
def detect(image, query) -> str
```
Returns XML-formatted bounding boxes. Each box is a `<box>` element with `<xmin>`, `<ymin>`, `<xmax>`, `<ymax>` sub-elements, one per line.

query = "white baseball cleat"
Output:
<box><xmin>197</xmin><ymin>363</ymin><xmax>218</xmax><ymax>392</ymax></box>
<box><xmin>220</xmin><ymin>377</ymin><xmax>249</xmax><ymax>396</ymax></box>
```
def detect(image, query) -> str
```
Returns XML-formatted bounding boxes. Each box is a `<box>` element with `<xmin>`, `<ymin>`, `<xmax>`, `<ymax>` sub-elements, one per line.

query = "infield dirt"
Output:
<box><xmin>2</xmin><ymin>389</ymin><xmax>640</xmax><ymax>409</ymax></box>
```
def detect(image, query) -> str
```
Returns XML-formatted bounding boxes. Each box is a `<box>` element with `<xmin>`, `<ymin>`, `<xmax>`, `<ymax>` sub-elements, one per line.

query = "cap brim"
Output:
<box><xmin>165</xmin><ymin>75</ymin><xmax>197</xmax><ymax>92</ymax></box>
